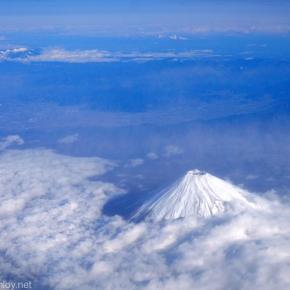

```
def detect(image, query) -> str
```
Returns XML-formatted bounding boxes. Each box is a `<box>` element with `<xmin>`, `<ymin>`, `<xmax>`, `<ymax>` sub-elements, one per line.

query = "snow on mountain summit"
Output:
<box><xmin>132</xmin><ymin>169</ymin><xmax>262</xmax><ymax>221</ymax></box>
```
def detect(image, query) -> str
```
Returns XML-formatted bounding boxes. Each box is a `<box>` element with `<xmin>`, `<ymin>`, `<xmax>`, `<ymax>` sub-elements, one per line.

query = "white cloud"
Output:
<box><xmin>57</xmin><ymin>134</ymin><xmax>79</xmax><ymax>144</ymax></box>
<box><xmin>126</xmin><ymin>158</ymin><xmax>145</xmax><ymax>168</ymax></box>
<box><xmin>164</xmin><ymin>145</ymin><xmax>184</xmax><ymax>157</ymax></box>
<box><xmin>168</xmin><ymin>34</ymin><xmax>188</xmax><ymax>41</ymax></box>
<box><xmin>0</xmin><ymin>149</ymin><xmax>290</xmax><ymax>290</ymax></box>
<box><xmin>147</xmin><ymin>152</ymin><xmax>159</xmax><ymax>160</ymax></box>
<box><xmin>28</xmin><ymin>49</ymin><xmax>214</xmax><ymax>63</ymax></box>
<box><xmin>0</xmin><ymin>47</ymin><xmax>29</xmax><ymax>61</ymax></box>
<box><xmin>103</xmin><ymin>223</ymin><xmax>146</xmax><ymax>253</ymax></box>
<box><xmin>0</xmin><ymin>135</ymin><xmax>24</xmax><ymax>151</ymax></box>
<box><xmin>26</xmin><ymin>48</ymin><xmax>117</xmax><ymax>63</ymax></box>
<box><xmin>246</xmin><ymin>174</ymin><xmax>259</xmax><ymax>180</ymax></box>
<box><xmin>0</xmin><ymin>47</ymin><xmax>215</xmax><ymax>63</ymax></box>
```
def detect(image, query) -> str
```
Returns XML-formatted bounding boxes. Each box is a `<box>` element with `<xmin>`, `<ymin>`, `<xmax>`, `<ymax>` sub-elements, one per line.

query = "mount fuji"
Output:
<box><xmin>132</xmin><ymin>169</ymin><xmax>263</xmax><ymax>221</ymax></box>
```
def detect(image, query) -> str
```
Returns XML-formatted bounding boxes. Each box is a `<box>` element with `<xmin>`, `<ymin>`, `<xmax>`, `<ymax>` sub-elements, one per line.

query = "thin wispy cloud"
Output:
<box><xmin>126</xmin><ymin>158</ymin><xmax>145</xmax><ymax>168</ymax></box>
<box><xmin>57</xmin><ymin>133</ymin><xmax>79</xmax><ymax>144</ymax></box>
<box><xmin>0</xmin><ymin>47</ymin><xmax>216</xmax><ymax>63</ymax></box>
<box><xmin>0</xmin><ymin>135</ymin><xmax>24</xmax><ymax>151</ymax></box>
<box><xmin>147</xmin><ymin>152</ymin><xmax>159</xmax><ymax>160</ymax></box>
<box><xmin>164</xmin><ymin>145</ymin><xmax>184</xmax><ymax>158</ymax></box>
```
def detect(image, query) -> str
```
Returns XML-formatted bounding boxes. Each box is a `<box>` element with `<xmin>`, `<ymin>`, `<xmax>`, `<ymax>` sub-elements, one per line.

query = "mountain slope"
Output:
<box><xmin>132</xmin><ymin>169</ymin><xmax>261</xmax><ymax>221</ymax></box>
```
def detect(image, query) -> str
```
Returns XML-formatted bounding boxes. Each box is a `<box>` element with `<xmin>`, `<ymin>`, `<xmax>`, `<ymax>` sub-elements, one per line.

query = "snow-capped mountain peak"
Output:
<box><xmin>132</xmin><ymin>169</ymin><xmax>261</xmax><ymax>221</ymax></box>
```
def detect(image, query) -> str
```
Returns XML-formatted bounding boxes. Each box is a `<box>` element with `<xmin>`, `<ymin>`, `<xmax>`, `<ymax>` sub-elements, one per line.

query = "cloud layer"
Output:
<box><xmin>0</xmin><ymin>148</ymin><xmax>290</xmax><ymax>290</ymax></box>
<box><xmin>0</xmin><ymin>47</ymin><xmax>215</xmax><ymax>63</ymax></box>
